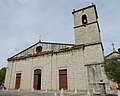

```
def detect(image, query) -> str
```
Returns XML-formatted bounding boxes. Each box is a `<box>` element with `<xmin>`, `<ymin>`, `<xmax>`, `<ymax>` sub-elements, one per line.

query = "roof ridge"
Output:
<box><xmin>9</xmin><ymin>41</ymin><xmax>74</xmax><ymax>59</ymax></box>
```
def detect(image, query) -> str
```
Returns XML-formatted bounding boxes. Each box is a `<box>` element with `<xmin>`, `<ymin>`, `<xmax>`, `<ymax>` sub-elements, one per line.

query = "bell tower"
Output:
<box><xmin>72</xmin><ymin>4</ymin><xmax>101</xmax><ymax>45</ymax></box>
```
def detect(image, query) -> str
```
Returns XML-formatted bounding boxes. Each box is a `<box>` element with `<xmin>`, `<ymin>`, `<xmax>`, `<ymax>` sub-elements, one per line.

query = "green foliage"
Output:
<box><xmin>0</xmin><ymin>67</ymin><xmax>6</xmax><ymax>85</ymax></box>
<box><xmin>104</xmin><ymin>58</ymin><xmax>120</xmax><ymax>84</ymax></box>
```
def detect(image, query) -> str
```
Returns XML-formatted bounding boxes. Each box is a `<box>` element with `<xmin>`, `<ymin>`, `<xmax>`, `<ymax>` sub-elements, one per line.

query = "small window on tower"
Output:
<box><xmin>82</xmin><ymin>14</ymin><xmax>88</xmax><ymax>25</ymax></box>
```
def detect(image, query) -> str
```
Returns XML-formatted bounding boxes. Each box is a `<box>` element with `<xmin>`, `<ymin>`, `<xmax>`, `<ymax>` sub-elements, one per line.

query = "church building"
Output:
<box><xmin>5</xmin><ymin>4</ymin><xmax>105</xmax><ymax>91</ymax></box>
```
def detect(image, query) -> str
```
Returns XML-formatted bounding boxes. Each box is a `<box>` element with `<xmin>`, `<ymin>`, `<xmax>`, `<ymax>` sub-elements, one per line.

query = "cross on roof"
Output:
<box><xmin>111</xmin><ymin>43</ymin><xmax>115</xmax><ymax>52</ymax></box>
<box><xmin>39</xmin><ymin>35</ymin><xmax>41</xmax><ymax>42</ymax></box>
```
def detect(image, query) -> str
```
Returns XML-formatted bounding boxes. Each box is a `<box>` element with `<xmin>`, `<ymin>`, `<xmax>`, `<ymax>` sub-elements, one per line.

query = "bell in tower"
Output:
<box><xmin>72</xmin><ymin>4</ymin><xmax>101</xmax><ymax>45</ymax></box>
<box><xmin>82</xmin><ymin>14</ymin><xmax>88</xmax><ymax>25</ymax></box>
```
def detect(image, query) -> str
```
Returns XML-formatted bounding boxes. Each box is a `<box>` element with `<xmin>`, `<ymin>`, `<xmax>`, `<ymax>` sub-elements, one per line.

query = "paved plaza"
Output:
<box><xmin>0</xmin><ymin>90</ymin><xmax>86</xmax><ymax>96</ymax></box>
<box><xmin>0</xmin><ymin>89</ymin><xmax>118</xmax><ymax>96</ymax></box>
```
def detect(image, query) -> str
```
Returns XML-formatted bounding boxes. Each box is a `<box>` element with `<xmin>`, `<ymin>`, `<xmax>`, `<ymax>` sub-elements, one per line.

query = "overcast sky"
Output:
<box><xmin>0</xmin><ymin>0</ymin><xmax>120</xmax><ymax>68</ymax></box>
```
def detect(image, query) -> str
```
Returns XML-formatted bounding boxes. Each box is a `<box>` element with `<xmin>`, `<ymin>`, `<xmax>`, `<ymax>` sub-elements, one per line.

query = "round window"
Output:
<box><xmin>36</xmin><ymin>46</ymin><xmax>42</xmax><ymax>53</ymax></box>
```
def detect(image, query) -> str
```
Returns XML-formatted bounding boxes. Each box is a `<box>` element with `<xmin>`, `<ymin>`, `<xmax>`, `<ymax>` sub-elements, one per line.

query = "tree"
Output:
<box><xmin>0</xmin><ymin>67</ymin><xmax>6</xmax><ymax>85</ymax></box>
<box><xmin>104</xmin><ymin>58</ymin><xmax>120</xmax><ymax>88</ymax></box>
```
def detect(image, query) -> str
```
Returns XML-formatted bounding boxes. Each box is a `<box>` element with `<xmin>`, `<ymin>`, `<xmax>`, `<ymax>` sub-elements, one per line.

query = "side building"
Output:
<box><xmin>5</xmin><ymin>4</ymin><xmax>105</xmax><ymax>91</ymax></box>
<box><xmin>105</xmin><ymin>48</ymin><xmax>120</xmax><ymax>90</ymax></box>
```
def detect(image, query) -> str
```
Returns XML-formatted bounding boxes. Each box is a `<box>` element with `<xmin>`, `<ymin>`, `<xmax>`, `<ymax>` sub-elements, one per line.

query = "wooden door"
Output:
<box><xmin>34</xmin><ymin>74</ymin><xmax>38</xmax><ymax>90</ymax></box>
<box><xmin>59</xmin><ymin>69</ymin><xmax>67</xmax><ymax>90</ymax></box>
<box><xmin>15</xmin><ymin>73</ymin><xmax>21</xmax><ymax>89</ymax></box>
<box><xmin>34</xmin><ymin>69</ymin><xmax>41</xmax><ymax>90</ymax></box>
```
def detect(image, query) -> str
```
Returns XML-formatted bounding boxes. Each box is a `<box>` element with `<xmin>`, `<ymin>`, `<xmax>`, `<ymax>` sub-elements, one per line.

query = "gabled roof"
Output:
<box><xmin>9</xmin><ymin>41</ymin><xmax>74</xmax><ymax>59</ymax></box>
<box><xmin>8</xmin><ymin>42</ymin><xmax>102</xmax><ymax>61</ymax></box>
<box><xmin>105</xmin><ymin>51</ymin><xmax>120</xmax><ymax>59</ymax></box>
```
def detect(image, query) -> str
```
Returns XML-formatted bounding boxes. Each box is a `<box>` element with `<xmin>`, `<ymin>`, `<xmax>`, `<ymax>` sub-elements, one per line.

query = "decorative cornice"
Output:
<box><xmin>74</xmin><ymin>21</ymin><xmax>98</xmax><ymax>29</ymax></box>
<box><xmin>7</xmin><ymin>42</ymin><xmax>102</xmax><ymax>61</ymax></box>
<box><xmin>84</xmin><ymin>62</ymin><xmax>103</xmax><ymax>66</ymax></box>
<box><xmin>10</xmin><ymin>41</ymin><xmax>74</xmax><ymax>59</ymax></box>
<box><xmin>72</xmin><ymin>4</ymin><xmax>98</xmax><ymax>19</ymax></box>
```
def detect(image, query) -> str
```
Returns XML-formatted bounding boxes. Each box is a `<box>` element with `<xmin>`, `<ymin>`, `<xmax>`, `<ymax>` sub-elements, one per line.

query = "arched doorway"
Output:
<box><xmin>33</xmin><ymin>69</ymin><xmax>41</xmax><ymax>90</ymax></box>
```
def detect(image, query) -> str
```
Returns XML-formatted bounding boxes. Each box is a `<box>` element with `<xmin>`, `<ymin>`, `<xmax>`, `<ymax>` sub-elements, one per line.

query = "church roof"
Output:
<box><xmin>8</xmin><ymin>42</ymin><xmax>102</xmax><ymax>61</ymax></box>
<box><xmin>105</xmin><ymin>51</ymin><xmax>120</xmax><ymax>59</ymax></box>
<box><xmin>8</xmin><ymin>41</ymin><xmax>74</xmax><ymax>60</ymax></box>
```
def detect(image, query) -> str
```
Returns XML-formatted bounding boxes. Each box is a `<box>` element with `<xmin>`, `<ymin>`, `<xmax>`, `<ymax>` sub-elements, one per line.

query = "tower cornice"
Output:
<box><xmin>72</xmin><ymin>4</ymin><xmax>98</xmax><ymax>19</ymax></box>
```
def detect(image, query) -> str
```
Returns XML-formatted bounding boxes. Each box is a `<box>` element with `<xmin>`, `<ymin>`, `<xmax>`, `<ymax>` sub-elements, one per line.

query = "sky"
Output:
<box><xmin>0</xmin><ymin>0</ymin><xmax>120</xmax><ymax>68</ymax></box>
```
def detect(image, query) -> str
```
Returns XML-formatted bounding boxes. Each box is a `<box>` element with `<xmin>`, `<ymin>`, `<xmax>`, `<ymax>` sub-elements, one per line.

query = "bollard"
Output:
<box><xmin>45</xmin><ymin>89</ymin><xmax>48</xmax><ymax>92</ymax></box>
<box><xmin>18</xmin><ymin>88</ymin><xmax>20</xmax><ymax>92</ymax></box>
<box><xmin>87</xmin><ymin>90</ymin><xmax>91</xmax><ymax>96</ymax></box>
<box><xmin>2</xmin><ymin>87</ymin><xmax>4</xmax><ymax>91</ymax></box>
<box><xmin>31</xmin><ymin>87</ymin><xmax>34</xmax><ymax>92</ymax></box>
<box><xmin>92</xmin><ymin>88</ymin><xmax>95</xmax><ymax>93</ymax></box>
<box><xmin>74</xmin><ymin>88</ymin><xmax>77</xmax><ymax>93</ymax></box>
<box><xmin>54</xmin><ymin>93</ymin><xmax>57</xmax><ymax>96</ymax></box>
<box><xmin>60</xmin><ymin>88</ymin><xmax>64</xmax><ymax>96</ymax></box>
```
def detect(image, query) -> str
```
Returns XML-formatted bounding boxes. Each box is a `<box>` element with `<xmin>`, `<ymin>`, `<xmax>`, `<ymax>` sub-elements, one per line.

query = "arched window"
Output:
<box><xmin>82</xmin><ymin>14</ymin><xmax>88</xmax><ymax>25</ymax></box>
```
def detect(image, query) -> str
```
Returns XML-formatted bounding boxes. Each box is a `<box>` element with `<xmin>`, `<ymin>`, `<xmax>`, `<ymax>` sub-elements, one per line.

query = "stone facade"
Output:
<box><xmin>5</xmin><ymin>4</ymin><xmax>105</xmax><ymax>91</ymax></box>
<box><xmin>72</xmin><ymin>5</ymin><xmax>101</xmax><ymax>45</ymax></box>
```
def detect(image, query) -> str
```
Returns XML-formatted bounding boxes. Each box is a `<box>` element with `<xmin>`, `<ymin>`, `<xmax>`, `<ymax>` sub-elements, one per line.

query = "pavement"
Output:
<box><xmin>0</xmin><ymin>89</ymin><xmax>118</xmax><ymax>96</ymax></box>
<box><xmin>0</xmin><ymin>90</ymin><xmax>87</xmax><ymax>96</ymax></box>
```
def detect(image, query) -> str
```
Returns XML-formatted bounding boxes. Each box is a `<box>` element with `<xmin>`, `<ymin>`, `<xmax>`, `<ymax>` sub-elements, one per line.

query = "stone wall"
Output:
<box><xmin>5</xmin><ymin>43</ymin><xmax>104</xmax><ymax>90</ymax></box>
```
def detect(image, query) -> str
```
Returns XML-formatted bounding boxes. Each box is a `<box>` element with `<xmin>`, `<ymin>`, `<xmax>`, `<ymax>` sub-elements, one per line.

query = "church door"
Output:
<box><xmin>15</xmin><ymin>73</ymin><xmax>21</xmax><ymax>89</ymax></box>
<box><xmin>59</xmin><ymin>69</ymin><xmax>67</xmax><ymax>90</ymax></box>
<box><xmin>34</xmin><ymin>69</ymin><xmax>41</xmax><ymax>90</ymax></box>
